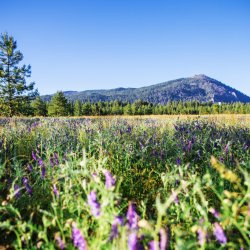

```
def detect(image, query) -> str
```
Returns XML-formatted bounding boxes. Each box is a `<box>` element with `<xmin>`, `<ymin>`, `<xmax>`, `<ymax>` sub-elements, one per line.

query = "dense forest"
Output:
<box><xmin>2</xmin><ymin>91</ymin><xmax>249</xmax><ymax>117</ymax></box>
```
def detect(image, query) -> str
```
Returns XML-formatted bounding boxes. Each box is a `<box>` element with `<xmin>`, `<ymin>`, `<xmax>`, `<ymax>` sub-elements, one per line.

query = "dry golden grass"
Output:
<box><xmin>76</xmin><ymin>114</ymin><xmax>250</xmax><ymax>127</ymax></box>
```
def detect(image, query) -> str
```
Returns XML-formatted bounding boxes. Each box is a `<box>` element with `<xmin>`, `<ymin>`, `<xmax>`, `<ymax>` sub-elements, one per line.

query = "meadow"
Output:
<box><xmin>0</xmin><ymin>115</ymin><xmax>250</xmax><ymax>249</ymax></box>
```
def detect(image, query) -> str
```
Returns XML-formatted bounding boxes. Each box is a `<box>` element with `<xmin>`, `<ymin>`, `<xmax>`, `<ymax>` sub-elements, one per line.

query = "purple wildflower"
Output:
<box><xmin>149</xmin><ymin>240</ymin><xmax>157</xmax><ymax>250</ymax></box>
<box><xmin>72</xmin><ymin>224</ymin><xmax>87</xmax><ymax>250</ymax></box>
<box><xmin>209</xmin><ymin>208</ymin><xmax>220</xmax><ymax>219</ymax></box>
<box><xmin>213</xmin><ymin>222</ymin><xmax>227</xmax><ymax>245</ymax></box>
<box><xmin>87</xmin><ymin>191</ymin><xmax>101</xmax><ymax>217</ymax></box>
<box><xmin>176</xmin><ymin>157</ymin><xmax>181</xmax><ymax>166</ymax></box>
<box><xmin>54</xmin><ymin>152</ymin><xmax>59</xmax><ymax>165</ymax></box>
<box><xmin>127</xmin><ymin>126</ymin><xmax>132</xmax><ymax>133</ymax></box>
<box><xmin>53</xmin><ymin>184</ymin><xmax>60</xmax><ymax>197</ymax></box>
<box><xmin>38</xmin><ymin>158</ymin><xmax>46</xmax><ymax>179</ymax></box>
<box><xmin>14</xmin><ymin>184</ymin><xmax>21</xmax><ymax>199</ymax></box>
<box><xmin>27</xmin><ymin>163</ymin><xmax>33</xmax><ymax>172</ymax></box>
<box><xmin>139</xmin><ymin>141</ymin><xmax>144</xmax><ymax>150</ymax></box>
<box><xmin>109</xmin><ymin>216</ymin><xmax>123</xmax><ymax>241</ymax></box>
<box><xmin>22</xmin><ymin>177</ymin><xmax>32</xmax><ymax>195</ymax></box>
<box><xmin>224</xmin><ymin>144</ymin><xmax>229</xmax><ymax>154</ymax></box>
<box><xmin>187</xmin><ymin>140</ymin><xmax>192</xmax><ymax>152</ymax></box>
<box><xmin>197</xmin><ymin>228</ymin><xmax>206</xmax><ymax>246</ymax></box>
<box><xmin>128</xmin><ymin>231</ymin><xmax>137</xmax><ymax>250</ymax></box>
<box><xmin>127</xmin><ymin>202</ymin><xmax>138</xmax><ymax>230</ymax></box>
<box><xmin>50</xmin><ymin>157</ymin><xmax>55</xmax><ymax>168</ymax></box>
<box><xmin>55</xmin><ymin>234</ymin><xmax>65</xmax><ymax>249</ymax></box>
<box><xmin>32</xmin><ymin>151</ymin><xmax>37</xmax><ymax>161</ymax></box>
<box><xmin>171</xmin><ymin>191</ymin><xmax>179</xmax><ymax>205</ymax></box>
<box><xmin>104</xmin><ymin>170</ymin><xmax>116</xmax><ymax>189</ymax></box>
<box><xmin>159</xmin><ymin>228</ymin><xmax>168</xmax><ymax>250</ymax></box>
<box><xmin>243</xmin><ymin>143</ymin><xmax>248</xmax><ymax>151</ymax></box>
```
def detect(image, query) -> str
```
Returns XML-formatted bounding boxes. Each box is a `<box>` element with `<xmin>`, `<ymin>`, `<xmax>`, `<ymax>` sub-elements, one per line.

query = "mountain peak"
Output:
<box><xmin>192</xmin><ymin>74</ymin><xmax>211</xmax><ymax>80</ymax></box>
<box><xmin>42</xmin><ymin>75</ymin><xmax>250</xmax><ymax>103</ymax></box>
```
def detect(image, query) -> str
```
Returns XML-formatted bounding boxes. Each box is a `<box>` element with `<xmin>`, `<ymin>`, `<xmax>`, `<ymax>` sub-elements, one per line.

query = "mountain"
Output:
<box><xmin>42</xmin><ymin>75</ymin><xmax>250</xmax><ymax>103</ymax></box>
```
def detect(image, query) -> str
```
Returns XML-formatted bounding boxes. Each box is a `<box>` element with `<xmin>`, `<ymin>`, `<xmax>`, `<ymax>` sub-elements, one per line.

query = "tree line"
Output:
<box><xmin>28</xmin><ymin>93</ymin><xmax>250</xmax><ymax>116</ymax></box>
<box><xmin>1</xmin><ymin>33</ymin><xmax>250</xmax><ymax>117</ymax></box>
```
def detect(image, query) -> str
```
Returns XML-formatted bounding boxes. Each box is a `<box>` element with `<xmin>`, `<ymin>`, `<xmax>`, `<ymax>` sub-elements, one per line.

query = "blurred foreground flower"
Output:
<box><xmin>22</xmin><ymin>177</ymin><xmax>32</xmax><ymax>195</ymax></box>
<box><xmin>55</xmin><ymin>233</ymin><xmax>65</xmax><ymax>249</ymax></box>
<box><xmin>109</xmin><ymin>216</ymin><xmax>123</xmax><ymax>241</ymax></box>
<box><xmin>53</xmin><ymin>183</ymin><xmax>60</xmax><ymax>197</ymax></box>
<box><xmin>127</xmin><ymin>202</ymin><xmax>138</xmax><ymax>230</ymax></box>
<box><xmin>14</xmin><ymin>184</ymin><xmax>21</xmax><ymax>199</ymax></box>
<box><xmin>72</xmin><ymin>223</ymin><xmax>87</xmax><ymax>250</ymax></box>
<box><xmin>213</xmin><ymin>222</ymin><xmax>227</xmax><ymax>245</ymax></box>
<box><xmin>87</xmin><ymin>191</ymin><xmax>101</xmax><ymax>217</ymax></box>
<box><xmin>104</xmin><ymin>170</ymin><xmax>116</xmax><ymax>189</ymax></box>
<box><xmin>128</xmin><ymin>231</ymin><xmax>137</xmax><ymax>250</ymax></box>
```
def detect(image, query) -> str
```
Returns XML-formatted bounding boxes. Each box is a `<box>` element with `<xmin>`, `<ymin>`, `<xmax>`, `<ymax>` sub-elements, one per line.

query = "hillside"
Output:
<box><xmin>42</xmin><ymin>74</ymin><xmax>250</xmax><ymax>103</ymax></box>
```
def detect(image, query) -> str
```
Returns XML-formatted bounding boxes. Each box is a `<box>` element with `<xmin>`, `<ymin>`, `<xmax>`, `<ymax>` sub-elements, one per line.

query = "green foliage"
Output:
<box><xmin>31</xmin><ymin>97</ymin><xmax>47</xmax><ymax>116</ymax></box>
<box><xmin>0</xmin><ymin>117</ymin><xmax>249</xmax><ymax>248</ymax></box>
<box><xmin>0</xmin><ymin>33</ymin><xmax>38</xmax><ymax>116</ymax></box>
<box><xmin>74</xmin><ymin>100</ymin><xmax>82</xmax><ymax>116</ymax></box>
<box><xmin>69</xmin><ymin>100</ymin><xmax>250</xmax><ymax>116</ymax></box>
<box><xmin>48</xmin><ymin>91</ymin><xmax>70</xmax><ymax>116</ymax></box>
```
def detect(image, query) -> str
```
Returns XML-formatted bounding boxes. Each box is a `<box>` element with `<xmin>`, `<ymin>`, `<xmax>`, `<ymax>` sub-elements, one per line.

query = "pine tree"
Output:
<box><xmin>74</xmin><ymin>100</ymin><xmax>82</xmax><ymax>116</ymax></box>
<box><xmin>124</xmin><ymin>103</ymin><xmax>132</xmax><ymax>115</ymax></box>
<box><xmin>82</xmin><ymin>102</ymin><xmax>92</xmax><ymax>115</ymax></box>
<box><xmin>31</xmin><ymin>97</ymin><xmax>47</xmax><ymax>116</ymax></box>
<box><xmin>48</xmin><ymin>91</ymin><xmax>69</xmax><ymax>116</ymax></box>
<box><xmin>0</xmin><ymin>33</ymin><xmax>38</xmax><ymax>116</ymax></box>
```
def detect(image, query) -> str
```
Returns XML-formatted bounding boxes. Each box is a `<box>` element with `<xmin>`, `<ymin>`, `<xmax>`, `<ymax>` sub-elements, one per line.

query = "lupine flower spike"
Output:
<box><xmin>87</xmin><ymin>191</ymin><xmax>101</xmax><ymax>217</ymax></box>
<box><xmin>127</xmin><ymin>202</ymin><xmax>138</xmax><ymax>230</ymax></box>
<box><xmin>213</xmin><ymin>222</ymin><xmax>227</xmax><ymax>245</ymax></box>
<box><xmin>104</xmin><ymin>170</ymin><xmax>116</xmax><ymax>189</ymax></box>
<box><xmin>72</xmin><ymin>223</ymin><xmax>87</xmax><ymax>250</ymax></box>
<box><xmin>109</xmin><ymin>216</ymin><xmax>123</xmax><ymax>241</ymax></box>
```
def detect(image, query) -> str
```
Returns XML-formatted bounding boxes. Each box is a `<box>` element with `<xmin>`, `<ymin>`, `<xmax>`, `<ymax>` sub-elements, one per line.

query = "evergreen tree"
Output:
<box><xmin>48</xmin><ymin>91</ymin><xmax>69</xmax><ymax>116</ymax></box>
<box><xmin>0</xmin><ymin>33</ymin><xmax>38</xmax><ymax>116</ymax></box>
<box><xmin>124</xmin><ymin>103</ymin><xmax>132</xmax><ymax>115</ymax></box>
<box><xmin>82</xmin><ymin>102</ymin><xmax>92</xmax><ymax>115</ymax></box>
<box><xmin>74</xmin><ymin>100</ymin><xmax>82</xmax><ymax>116</ymax></box>
<box><xmin>31</xmin><ymin>97</ymin><xmax>47</xmax><ymax>116</ymax></box>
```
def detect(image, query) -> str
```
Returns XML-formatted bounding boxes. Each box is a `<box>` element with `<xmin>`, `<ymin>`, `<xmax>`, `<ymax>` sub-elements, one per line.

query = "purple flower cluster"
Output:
<box><xmin>32</xmin><ymin>151</ymin><xmax>37</xmax><ymax>161</ymax></box>
<box><xmin>126</xmin><ymin>202</ymin><xmax>140</xmax><ymax>250</ymax></box>
<box><xmin>87</xmin><ymin>191</ymin><xmax>101</xmax><ymax>217</ymax></box>
<box><xmin>53</xmin><ymin>183</ymin><xmax>60</xmax><ymax>197</ymax></box>
<box><xmin>54</xmin><ymin>152</ymin><xmax>59</xmax><ymax>165</ymax></box>
<box><xmin>22</xmin><ymin>177</ymin><xmax>32</xmax><ymax>195</ymax></box>
<box><xmin>55</xmin><ymin>234</ymin><xmax>65</xmax><ymax>249</ymax></box>
<box><xmin>213</xmin><ymin>222</ymin><xmax>227</xmax><ymax>245</ymax></box>
<box><xmin>127</xmin><ymin>202</ymin><xmax>138</xmax><ymax>230</ymax></box>
<box><xmin>197</xmin><ymin>228</ymin><xmax>206</xmax><ymax>246</ymax></box>
<box><xmin>171</xmin><ymin>191</ymin><xmax>179</xmax><ymax>205</ymax></box>
<box><xmin>14</xmin><ymin>184</ymin><xmax>21</xmax><ymax>199</ymax></box>
<box><xmin>104</xmin><ymin>170</ymin><xmax>116</xmax><ymax>189</ymax></box>
<box><xmin>38</xmin><ymin>158</ymin><xmax>46</xmax><ymax>179</ymax></box>
<box><xmin>149</xmin><ymin>228</ymin><xmax>168</xmax><ymax>250</ymax></box>
<box><xmin>128</xmin><ymin>231</ymin><xmax>138</xmax><ymax>250</ymax></box>
<box><xmin>209</xmin><ymin>208</ymin><xmax>220</xmax><ymax>219</ymax></box>
<box><xmin>72</xmin><ymin>224</ymin><xmax>87</xmax><ymax>250</ymax></box>
<box><xmin>109</xmin><ymin>216</ymin><xmax>123</xmax><ymax>241</ymax></box>
<box><xmin>50</xmin><ymin>153</ymin><xmax>59</xmax><ymax>168</ymax></box>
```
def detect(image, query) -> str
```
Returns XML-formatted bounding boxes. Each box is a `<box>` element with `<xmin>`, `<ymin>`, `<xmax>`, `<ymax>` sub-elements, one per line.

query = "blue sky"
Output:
<box><xmin>1</xmin><ymin>0</ymin><xmax>250</xmax><ymax>95</ymax></box>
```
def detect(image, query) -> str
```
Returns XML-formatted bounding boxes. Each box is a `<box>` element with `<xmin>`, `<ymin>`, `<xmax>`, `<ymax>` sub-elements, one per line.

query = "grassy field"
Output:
<box><xmin>0</xmin><ymin>115</ymin><xmax>250</xmax><ymax>249</ymax></box>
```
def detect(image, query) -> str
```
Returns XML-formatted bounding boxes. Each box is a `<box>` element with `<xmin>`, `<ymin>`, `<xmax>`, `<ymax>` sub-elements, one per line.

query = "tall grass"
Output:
<box><xmin>0</xmin><ymin>116</ymin><xmax>249</xmax><ymax>249</ymax></box>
